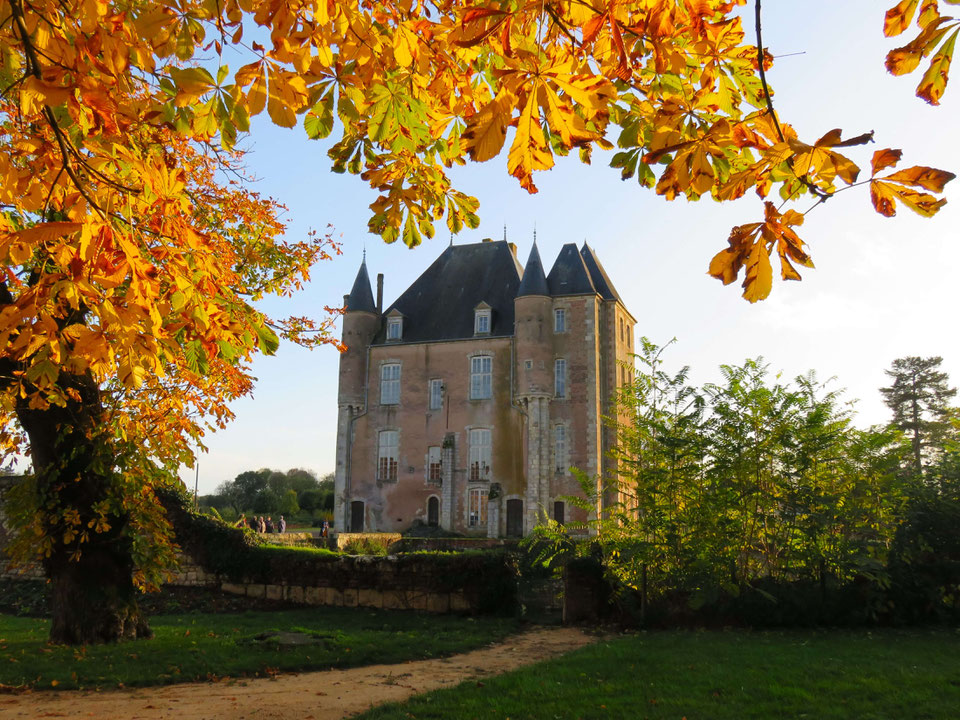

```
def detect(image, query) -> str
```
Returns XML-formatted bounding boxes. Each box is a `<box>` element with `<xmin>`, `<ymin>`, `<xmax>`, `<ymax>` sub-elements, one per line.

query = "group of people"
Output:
<box><xmin>235</xmin><ymin>514</ymin><xmax>286</xmax><ymax>534</ymax></box>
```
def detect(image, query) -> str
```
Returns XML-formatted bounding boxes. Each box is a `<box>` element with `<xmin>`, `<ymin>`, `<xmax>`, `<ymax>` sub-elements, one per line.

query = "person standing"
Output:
<box><xmin>278</xmin><ymin>515</ymin><xmax>286</xmax><ymax>533</ymax></box>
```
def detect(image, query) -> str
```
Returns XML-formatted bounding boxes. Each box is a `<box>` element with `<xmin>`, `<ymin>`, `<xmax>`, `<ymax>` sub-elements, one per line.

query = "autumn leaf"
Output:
<box><xmin>916</xmin><ymin>27</ymin><xmax>958</xmax><ymax>104</ymax></box>
<box><xmin>871</xmin><ymin>148</ymin><xmax>904</xmax><ymax>175</ymax></box>
<box><xmin>885</xmin><ymin>0</ymin><xmax>920</xmax><ymax>37</ymax></box>
<box><xmin>463</xmin><ymin>91</ymin><xmax>515</xmax><ymax>163</ymax></box>
<box><xmin>507</xmin><ymin>88</ymin><xmax>554</xmax><ymax>192</ymax></box>
<box><xmin>870</xmin><ymin>164</ymin><xmax>956</xmax><ymax>216</ymax></box>
<box><xmin>708</xmin><ymin>202</ymin><xmax>812</xmax><ymax>302</ymax></box>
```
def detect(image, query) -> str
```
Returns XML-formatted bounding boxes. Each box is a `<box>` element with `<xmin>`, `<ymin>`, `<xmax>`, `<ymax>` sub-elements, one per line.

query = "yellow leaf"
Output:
<box><xmin>20</xmin><ymin>77</ymin><xmax>74</xmax><ymax>115</ymax></box>
<box><xmin>742</xmin><ymin>238</ymin><xmax>773</xmax><ymax>303</ymax></box>
<box><xmin>885</xmin><ymin>0</ymin><xmax>920</xmax><ymax>37</ymax></box>
<box><xmin>916</xmin><ymin>28</ymin><xmax>957</xmax><ymax>105</ymax></box>
<box><xmin>247</xmin><ymin>71</ymin><xmax>267</xmax><ymax>116</ymax></box>
<box><xmin>462</xmin><ymin>92</ymin><xmax>513</xmax><ymax>163</ymax></box>
<box><xmin>871</xmin><ymin>179</ymin><xmax>947</xmax><ymax>217</ymax></box>
<box><xmin>508</xmin><ymin>88</ymin><xmax>554</xmax><ymax>193</ymax></box>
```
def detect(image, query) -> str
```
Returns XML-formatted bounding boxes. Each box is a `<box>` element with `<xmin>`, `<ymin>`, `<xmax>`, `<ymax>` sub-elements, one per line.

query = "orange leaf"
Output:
<box><xmin>871</xmin><ymin>148</ymin><xmax>903</xmax><ymax>175</ymax></box>
<box><xmin>885</xmin><ymin>165</ymin><xmax>956</xmax><ymax>191</ymax></box>
<box><xmin>3</xmin><ymin>222</ymin><xmax>83</xmax><ymax>248</ymax></box>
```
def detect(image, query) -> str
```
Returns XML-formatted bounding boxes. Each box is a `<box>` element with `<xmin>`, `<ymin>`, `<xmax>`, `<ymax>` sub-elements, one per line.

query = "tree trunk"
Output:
<box><xmin>15</xmin><ymin>371</ymin><xmax>152</xmax><ymax>644</ymax></box>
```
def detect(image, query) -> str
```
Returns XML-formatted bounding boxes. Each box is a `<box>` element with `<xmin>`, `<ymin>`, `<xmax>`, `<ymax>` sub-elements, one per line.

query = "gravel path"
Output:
<box><xmin>1</xmin><ymin>626</ymin><xmax>596</xmax><ymax>719</ymax></box>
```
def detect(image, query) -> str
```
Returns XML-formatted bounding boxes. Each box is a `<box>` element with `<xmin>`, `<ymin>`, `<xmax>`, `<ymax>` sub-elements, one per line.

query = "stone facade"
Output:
<box><xmin>334</xmin><ymin>239</ymin><xmax>635</xmax><ymax>537</ymax></box>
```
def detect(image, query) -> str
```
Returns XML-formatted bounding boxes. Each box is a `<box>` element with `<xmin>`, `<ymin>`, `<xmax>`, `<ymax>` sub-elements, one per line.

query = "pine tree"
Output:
<box><xmin>881</xmin><ymin>357</ymin><xmax>957</xmax><ymax>475</ymax></box>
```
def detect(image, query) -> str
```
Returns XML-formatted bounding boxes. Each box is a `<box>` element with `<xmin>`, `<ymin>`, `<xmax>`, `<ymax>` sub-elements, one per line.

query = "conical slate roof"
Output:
<box><xmin>517</xmin><ymin>242</ymin><xmax>550</xmax><ymax>297</ymax></box>
<box><xmin>547</xmin><ymin>243</ymin><xmax>596</xmax><ymax>296</ymax></box>
<box><xmin>345</xmin><ymin>259</ymin><xmax>376</xmax><ymax>313</ymax></box>
<box><xmin>580</xmin><ymin>243</ymin><xmax>623</xmax><ymax>302</ymax></box>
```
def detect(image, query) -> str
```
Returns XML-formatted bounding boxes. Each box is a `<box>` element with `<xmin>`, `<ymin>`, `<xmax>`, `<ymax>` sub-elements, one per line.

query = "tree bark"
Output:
<box><xmin>15</xmin><ymin>371</ymin><xmax>152</xmax><ymax>644</ymax></box>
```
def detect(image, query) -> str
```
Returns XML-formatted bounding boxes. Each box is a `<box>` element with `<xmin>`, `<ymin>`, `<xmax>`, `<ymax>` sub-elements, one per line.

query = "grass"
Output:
<box><xmin>0</xmin><ymin>607</ymin><xmax>519</xmax><ymax>691</ymax></box>
<box><xmin>355</xmin><ymin>628</ymin><xmax>960</xmax><ymax>720</ymax></box>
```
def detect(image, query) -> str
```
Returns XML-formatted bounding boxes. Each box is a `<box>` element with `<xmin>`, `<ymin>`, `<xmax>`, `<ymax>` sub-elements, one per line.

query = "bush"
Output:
<box><xmin>886</xmin><ymin>496</ymin><xmax>960</xmax><ymax>623</ymax></box>
<box><xmin>341</xmin><ymin>537</ymin><xmax>392</xmax><ymax>556</ymax></box>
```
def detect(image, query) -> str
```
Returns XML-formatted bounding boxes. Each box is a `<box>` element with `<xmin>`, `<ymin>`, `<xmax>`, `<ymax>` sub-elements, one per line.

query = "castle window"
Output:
<box><xmin>468</xmin><ymin>487</ymin><xmax>489</xmax><ymax>527</ymax></box>
<box><xmin>386</xmin><ymin>317</ymin><xmax>402</xmax><ymax>341</ymax></box>
<box><xmin>378</xmin><ymin>431</ymin><xmax>398</xmax><ymax>482</ymax></box>
<box><xmin>428</xmin><ymin>446</ymin><xmax>442</xmax><ymax>483</ymax></box>
<box><xmin>428</xmin><ymin>378</ymin><xmax>443</xmax><ymax>410</ymax></box>
<box><xmin>554</xmin><ymin>308</ymin><xmax>566</xmax><ymax>333</ymax></box>
<box><xmin>474</xmin><ymin>308</ymin><xmax>491</xmax><ymax>335</ymax></box>
<box><xmin>554</xmin><ymin>424</ymin><xmax>566</xmax><ymax>472</ymax></box>
<box><xmin>380</xmin><ymin>363</ymin><xmax>401</xmax><ymax>405</ymax></box>
<box><xmin>470</xmin><ymin>356</ymin><xmax>492</xmax><ymax>399</ymax></box>
<box><xmin>554</xmin><ymin>501</ymin><xmax>565</xmax><ymax>525</ymax></box>
<box><xmin>469</xmin><ymin>428</ymin><xmax>491</xmax><ymax>481</ymax></box>
<box><xmin>620</xmin><ymin>317</ymin><xmax>625</xmax><ymax>342</ymax></box>
<box><xmin>554</xmin><ymin>358</ymin><xmax>567</xmax><ymax>398</ymax></box>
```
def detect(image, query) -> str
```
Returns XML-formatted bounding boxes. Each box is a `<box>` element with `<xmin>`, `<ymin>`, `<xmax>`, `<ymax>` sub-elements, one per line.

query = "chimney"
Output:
<box><xmin>376</xmin><ymin>273</ymin><xmax>384</xmax><ymax>315</ymax></box>
<box><xmin>342</xmin><ymin>294</ymin><xmax>349</xmax><ymax>309</ymax></box>
<box><xmin>481</xmin><ymin>237</ymin><xmax>493</xmax><ymax>243</ymax></box>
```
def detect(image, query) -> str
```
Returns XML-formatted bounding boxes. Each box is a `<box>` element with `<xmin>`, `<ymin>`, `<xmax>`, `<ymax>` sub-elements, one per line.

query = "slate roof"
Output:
<box><xmin>546</xmin><ymin>243</ymin><xmax>597</xmax><ymax>296</ymax></box>
<box><xmin>517</xmin><ymin>242</ymin><xmax>550</xmax><ymax>297</ymax></box>
<box><xmin>580</xmin><ymin>243</ymin><xmax>623</xmax><ymax>303</ymax></box>
<box><xmin>345</xmin><ymin>259</ymin><xmax>376</xmax><ymax>313</ymax></box>
<box><xmin>376</xmin><ymin>241</ymin><xmax>523</xmax><ymax>343</ymax></box>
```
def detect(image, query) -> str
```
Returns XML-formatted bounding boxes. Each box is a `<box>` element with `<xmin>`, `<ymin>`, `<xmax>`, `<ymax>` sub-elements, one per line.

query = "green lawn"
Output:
<box><xmin>0</xmin><ymin>607</ymin><xmax>518</xmax><ymax>691</ymax></box>
<box><xmin>356</xmin><ymin>628</ymin><xmax>960</xmax><ymax>720</ymax></box>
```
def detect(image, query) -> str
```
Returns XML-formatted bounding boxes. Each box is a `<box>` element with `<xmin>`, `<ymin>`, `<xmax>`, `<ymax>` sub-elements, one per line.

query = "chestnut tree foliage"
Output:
<box><xmin>0</xmin><ymin>0</ymin><xmax>956</xmax><ymax>642</ymax></box>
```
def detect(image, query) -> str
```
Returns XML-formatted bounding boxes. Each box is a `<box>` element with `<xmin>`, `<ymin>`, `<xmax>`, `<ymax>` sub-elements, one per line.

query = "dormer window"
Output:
<box><xmin>385</xmin><ymin>309</ymin><xmax>404</xmax><ymax>342</ymax></box>
<box><xmin>474</xmin><ymin>303</ymin><xmax>492</xmax><ymax>335</ymax></box>
<box><xmin>387</xmin><ymin>317</ymin><xmax>402</xmax><ymax>340</ymax></box>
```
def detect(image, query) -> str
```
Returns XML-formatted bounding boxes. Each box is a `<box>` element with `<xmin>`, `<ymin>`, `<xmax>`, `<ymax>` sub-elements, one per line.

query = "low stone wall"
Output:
<box><xmin>217</xmin><ymin>580</ymin><xmax>472</xmax><ymax>612</ymax></box>
<box><xmin>1</xmin><ymin>485</ymin><xmax>520</xmax><ymax>615</ymax></box>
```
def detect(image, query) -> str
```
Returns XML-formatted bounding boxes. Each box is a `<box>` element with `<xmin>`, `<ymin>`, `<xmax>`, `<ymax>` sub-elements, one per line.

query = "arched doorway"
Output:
<box><xmin>427</xmin><ymin>496</ymin><xmax>439</xmax><ymax>526</ymax></box>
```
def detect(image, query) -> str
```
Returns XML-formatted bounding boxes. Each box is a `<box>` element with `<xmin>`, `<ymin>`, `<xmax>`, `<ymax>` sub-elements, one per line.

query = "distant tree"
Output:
<box><xmin>211</xmin><ymin>481</ymin><xmax>242</xmax><ymax>515</ymax></box>
<box><xmin>881</xmin><ymin>357</ymin><xmax>957</xmax><ymax>475</ymax></box>
<box><xmin>233</xmin><ymin>470</ymin><xmax>271</xmax><ymax>511</ymax></box>
<box><xmin>318</xmin><ymin>472</ymin><xmax>334</xmax><ymax>493</ymax></box>
<box><xmin>280</xmin><ymin>489</ymin><xmax>300</xmax><ymax>516</ymax></box>
<box><xmin>253</xmin><ymin>489</ymin><xmax>279</xmax><ymax>514</ymax></box>
<box><xmin>298</xmin><ymin>489</ymin><xmax>323</xmax><ymax>513</ymax></box>
<box><xmin>285</xmin><ymin>468</ymin><xmax>320</xmax><ymax>493</ymax></box>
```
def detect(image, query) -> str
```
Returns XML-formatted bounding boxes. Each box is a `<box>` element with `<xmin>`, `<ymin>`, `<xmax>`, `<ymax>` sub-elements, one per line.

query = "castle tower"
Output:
<box><xmin>334</xmin><ymin>259</ymin><xmax>380</xmax><ymax>532</ymax></box>
<box><xmin>514</xmin><ymin>242</ymin><xmax>553</xmax><ymax>533</ymax></box>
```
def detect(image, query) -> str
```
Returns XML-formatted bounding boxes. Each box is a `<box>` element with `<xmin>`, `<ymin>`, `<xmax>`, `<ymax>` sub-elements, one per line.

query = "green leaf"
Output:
<box><xmin>255</xmin><ymin>323</ymin><xmax>279</xmax><ymax>355</ymax></box>
<box><xmin>304</xmin><ymin>92</ymin><xmax>335</xmax><ymax>140</ymax></box>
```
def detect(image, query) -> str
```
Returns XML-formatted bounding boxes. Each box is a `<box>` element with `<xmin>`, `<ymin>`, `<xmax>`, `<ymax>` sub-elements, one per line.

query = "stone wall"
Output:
<box><xmin>0</xmin><ymin>483</ymin><xmax>518</xmax><ymax>615</ymax></box>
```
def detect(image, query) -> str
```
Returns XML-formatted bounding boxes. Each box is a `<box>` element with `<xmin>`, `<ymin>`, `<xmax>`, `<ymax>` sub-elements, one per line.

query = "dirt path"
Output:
<box><xmin>1</xmin><ymin>626</ymin><xmax>595</xmax><ymax>720</ymax></box>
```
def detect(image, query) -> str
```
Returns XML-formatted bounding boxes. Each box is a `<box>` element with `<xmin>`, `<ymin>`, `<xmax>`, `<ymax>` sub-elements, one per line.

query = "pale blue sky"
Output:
<box><xmin>188</xmin><ymin>1</ymin><xmax>960</xmax><ymax>494</ymax></box>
